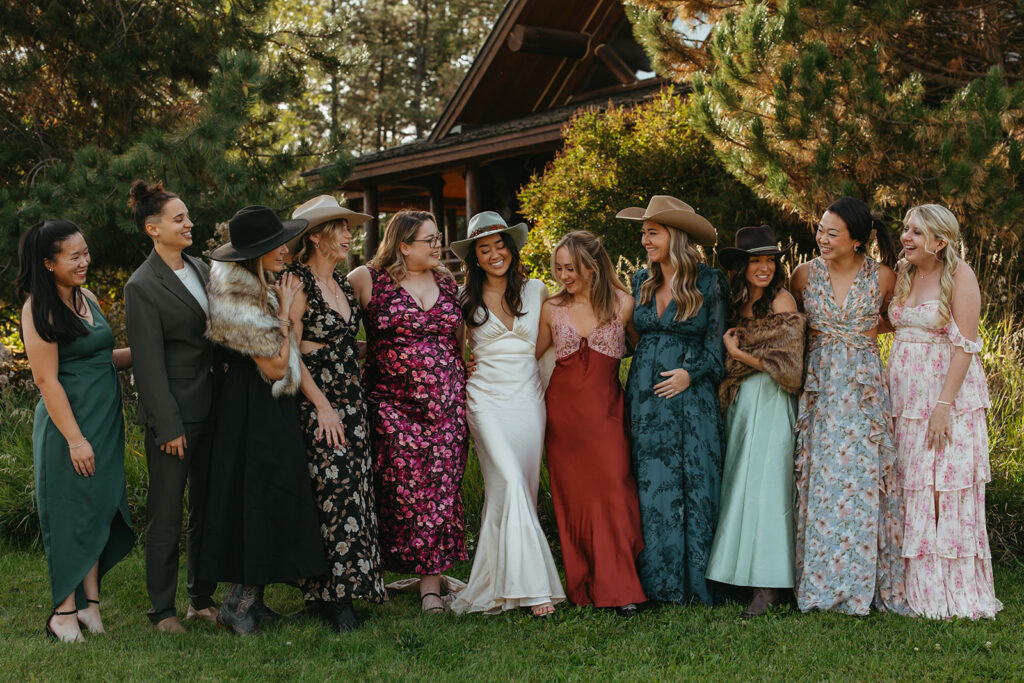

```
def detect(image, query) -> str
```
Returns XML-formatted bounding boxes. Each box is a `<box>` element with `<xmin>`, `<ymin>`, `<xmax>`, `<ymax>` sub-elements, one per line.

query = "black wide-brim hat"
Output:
<box><xmin>210</xmin><ymin>205</ymin><xmax>310</xmax><ymax>262</ymax></box>
<box><xmin>717</xmin><ymin>224</ymin><xmax>793</xmax><ymax>270</ymax></box>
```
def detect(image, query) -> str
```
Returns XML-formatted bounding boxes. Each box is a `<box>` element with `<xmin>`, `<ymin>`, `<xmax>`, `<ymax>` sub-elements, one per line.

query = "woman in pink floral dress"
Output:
<box><xmin>349</xmin><ymin>210</ymin><xmax>468</xmax><ymax>614</ymax></box>
<box><xmin>887</xmin><ymin>204</ymin><xmax>1001</xmax><ymax>619</ymax></box>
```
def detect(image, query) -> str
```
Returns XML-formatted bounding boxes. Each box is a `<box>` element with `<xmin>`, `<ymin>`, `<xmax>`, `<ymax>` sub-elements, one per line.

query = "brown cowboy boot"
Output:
<box><xmin>217</xmin><ymin>584</ymin><xmax>260</xmax><ymax>636</ymax></box>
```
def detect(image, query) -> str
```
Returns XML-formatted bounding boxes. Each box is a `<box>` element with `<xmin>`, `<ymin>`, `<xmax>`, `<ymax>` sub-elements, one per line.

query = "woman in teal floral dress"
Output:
<box><xmin>789</xmin><ymin>196</ymin><xmax>908</xmax><ymax>615</ymax></box>
<box><xmin>619</xmin><ymin>196</ymin><xmax>727</xmax><ymax>605</ymax></box>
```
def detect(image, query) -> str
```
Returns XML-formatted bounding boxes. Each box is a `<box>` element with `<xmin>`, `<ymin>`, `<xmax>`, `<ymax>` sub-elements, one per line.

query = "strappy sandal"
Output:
<box><xmin>46</xmin><ymin>608</ymin><xmax>82</xmax><ymax>642</ymax></box>
<box><xmin>420</xmin><ymin>592</ymin><xmax>444</xmax><ymax>614</ymax></box>
<box><xmin>78</xmin><ymin>599</ymin><xmax>104</xmax><ymax>634</ymax></box>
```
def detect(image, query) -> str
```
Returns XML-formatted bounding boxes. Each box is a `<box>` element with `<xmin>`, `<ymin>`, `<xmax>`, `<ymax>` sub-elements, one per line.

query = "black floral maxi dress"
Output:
<box><xmin>287</xmin><ymin>263</ymin><xmax>387</xmax><ymax>604</ymax></box>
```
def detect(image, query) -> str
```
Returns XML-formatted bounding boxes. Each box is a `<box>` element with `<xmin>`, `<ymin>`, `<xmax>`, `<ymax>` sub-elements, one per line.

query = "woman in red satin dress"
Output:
<box><xmin>536</xmin><ymin>230</ymin><xmax>647</xmax><ymax>616</ymax></box>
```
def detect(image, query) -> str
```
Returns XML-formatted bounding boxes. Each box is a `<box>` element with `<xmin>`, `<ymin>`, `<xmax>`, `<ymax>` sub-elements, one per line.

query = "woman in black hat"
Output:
<box><xmin>198</xmin><ymin>206</ymin><xmax>327</xmax><ymax>636</ymax></box>
<box><xmin>705</xmin><ymin>225</ymin><xmax>805</xmax><ymax>618</ymax></box>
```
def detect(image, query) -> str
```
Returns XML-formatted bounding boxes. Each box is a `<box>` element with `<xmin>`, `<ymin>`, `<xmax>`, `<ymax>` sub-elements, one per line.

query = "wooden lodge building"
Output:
<box><xmin>302</xmin><ymin>0</ymin><xmax>663</xmax><ymax>261</ymax></box>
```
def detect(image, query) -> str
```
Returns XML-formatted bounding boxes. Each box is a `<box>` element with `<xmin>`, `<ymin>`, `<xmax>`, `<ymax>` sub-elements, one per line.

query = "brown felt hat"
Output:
<box><xmin>717</xmin><ymin>224</ymin><xmax>793</xmax><ymax>270</ymax></box>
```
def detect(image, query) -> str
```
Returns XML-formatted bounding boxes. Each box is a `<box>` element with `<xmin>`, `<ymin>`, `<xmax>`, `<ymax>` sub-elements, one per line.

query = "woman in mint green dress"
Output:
<box><xmin>706</xmin><ymin>226</ymin><xmax>805</xmax><ymax>618</ymax></box>
<box><xmin>17</xmin><ymin>220</ymin><xmax>134</xmax><ymax>643</ymax></box>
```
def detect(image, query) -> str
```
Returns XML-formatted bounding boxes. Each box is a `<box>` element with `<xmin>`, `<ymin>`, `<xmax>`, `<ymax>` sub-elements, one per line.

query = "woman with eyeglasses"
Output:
<box><xmin>349</xmin><ymin>210</ymin><xmax>468</xmax><ymax>614</ymax></box>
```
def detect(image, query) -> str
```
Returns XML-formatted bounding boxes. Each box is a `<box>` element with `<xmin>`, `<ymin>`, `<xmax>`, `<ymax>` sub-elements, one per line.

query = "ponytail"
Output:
<box><xmin>14</xmin><ymin>220</ymin><xmax>88</xmax><ymax>343</ymax></box>
<box><xmin>870</xmin><ymin>215</ymin><xmax>898</xmax><ymax>268</ymax></box>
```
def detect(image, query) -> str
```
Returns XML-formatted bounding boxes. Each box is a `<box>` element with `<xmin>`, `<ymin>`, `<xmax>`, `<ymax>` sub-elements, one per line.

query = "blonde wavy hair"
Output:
<box><xmin>893</xmin><ymin>204</ymin><xmax>961</xmax><ymax>325</ymax></box>
<box><xmin>369</xmin><ymin>209</ymin><xmax>452</xmax><ymax>282</ymax></box>
<box><xmin>294</xmin><ymin>219</ymin><xmax>349</xmax><ymax>264</ymax></box>
<box><xmin>550</xmin><ymin>230</ymin><xmax>629</xmax><ymax>325</ymax></box>
<box><xmin>638</xmin><ymin>224</ymin><xmax>705</xmax><ymax>321</ymax></box>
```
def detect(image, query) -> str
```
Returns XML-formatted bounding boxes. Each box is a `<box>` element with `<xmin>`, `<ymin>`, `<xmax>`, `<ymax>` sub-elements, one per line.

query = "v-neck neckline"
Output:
<box><xmin>824</xmin><ymin>256</ymin><xmax>867</xmax><ymax>311</ymax></box>
<box><xmin>312</xmin><ymin>269</ymin><xmax>354</xmax><ymax>325</ymax></box>
<box><xmin>397</xmin><ymin>271</ymin><xmax>440</xmax><ymax>313</ymax></box>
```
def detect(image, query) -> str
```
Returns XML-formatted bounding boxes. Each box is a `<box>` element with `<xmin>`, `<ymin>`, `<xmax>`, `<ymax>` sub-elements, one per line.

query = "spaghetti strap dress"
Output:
<box><xmin>362</xmin><ymin>265</ymin><xmax>469</xmax><ymax>574</ymax></box>
<box><xmin>32</xmin><ymin>296</ymin><xmax>134</xmax><ymax>608</ymax></box>
<box><xmin>544</xmin><ymin>291</ymin><xmax>647</xmax><ymax>607</ymax></box>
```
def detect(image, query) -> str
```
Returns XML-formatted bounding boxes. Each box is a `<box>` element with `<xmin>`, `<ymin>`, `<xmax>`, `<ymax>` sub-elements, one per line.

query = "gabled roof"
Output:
<box><xmin>430</xmin><ymin>0</ymin><xmax>652</xmax><ymax>141</ymax></box>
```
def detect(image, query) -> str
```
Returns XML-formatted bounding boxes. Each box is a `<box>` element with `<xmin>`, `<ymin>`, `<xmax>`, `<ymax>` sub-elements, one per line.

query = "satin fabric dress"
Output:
<box><xmin>544</xmin><ymin>291</ymin><xmax>647</xmax><ymax>608</ymax></box>
<box><xmin>888</xmin><ymin>300</ymin><xmax>1001</xmax><ymax>619</ymax></box>
<box><xmin>706</xmin><ymin>371</ymin><xmax>797</xmax><ymax>588</ymax></box>
<box><xmin>33</xmin><ymin>296</ymin><xmax>134</xmax><ymax>608</ymax></box>
<box><xmin>450</xmin><ymin>279</ymin><xmax>566</xmax><ymax>614</ymax></box>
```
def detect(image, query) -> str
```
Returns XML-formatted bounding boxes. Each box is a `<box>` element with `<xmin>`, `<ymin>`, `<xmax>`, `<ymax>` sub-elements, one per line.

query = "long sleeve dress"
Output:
<box><xmin>362</xmin><ymin>265</ymin><xmax>469</xmax><ymax>575</ymax></box>
<box><xmin>544</xmin><ymin>290</ymin><xmax>647</xmax><ymax>608</ymax></box>
<box><xmin>450</xmin><ymin>279</ymin><xmax>565</xmax><ymax>614</ymax></box>
<box><xmin>887</xmin><ymin>300</ymin><xmax>1001</xmax><ymax>619</ymax></box>
<box><xmin>706</xmin><ymin>311</ymin><xmax>805</xmax><ymax>589</ymax></box>
<box><xmin>625</xmin><ymin>264</ymin><xmax>728</xmax><ymax>605</ymax></box>
<box><xmin>794</xmin><ymin>256</ymin><xmax>908</xmax><ymax>615</ymax></box>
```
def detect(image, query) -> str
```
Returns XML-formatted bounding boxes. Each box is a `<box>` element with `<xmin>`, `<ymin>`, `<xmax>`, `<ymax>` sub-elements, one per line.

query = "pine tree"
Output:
<box><xmin>625</xmin><ymin>1</ymin><xmax>1024</xmax><ymax>270</ymax></box>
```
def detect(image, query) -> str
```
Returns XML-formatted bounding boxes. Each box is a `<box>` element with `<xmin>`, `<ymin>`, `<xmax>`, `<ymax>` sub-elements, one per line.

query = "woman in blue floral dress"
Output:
<box><xmin>789</xmin><ymin>196</ymin><xmax>908</xmax><ymax>615</ymax></box>
<box><xmin>619</xmin><ymin>196</ymin><xmax>728</xmax><ymax>605</ymax></box>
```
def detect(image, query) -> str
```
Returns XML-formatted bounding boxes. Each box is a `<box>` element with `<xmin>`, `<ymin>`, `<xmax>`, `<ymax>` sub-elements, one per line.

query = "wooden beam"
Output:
<box><xmin>507</xmin><ymin>25</ymin><xmax>590</xmax><ymax>59</ymax></box>
<box><xmin>446</xmin><ymin>207</ymin><xmax>459</xmax><ymax>244</ymax></box>
<box><xmin>429</xmin><ymin>178</ymin><xmax>446</xmax><ymax>243</ymax></box>
<box><xmin>363</xmin><ymin>183</ymin><xmax>380</xmax><ymax>261</ymax></box>
<box><xmin>465</xmin><ymin>164</ymin><xmax>481</xmax><ymax>221</ymax></box>
<box><xmin>594</xmin><ymin>44</ymin><xmax>637</xmax><ymax>85</ymax></box>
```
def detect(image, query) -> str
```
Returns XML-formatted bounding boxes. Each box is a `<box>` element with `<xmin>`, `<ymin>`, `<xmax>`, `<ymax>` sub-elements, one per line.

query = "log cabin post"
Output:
<box><xmin>363</xmin><ymin>182</ymin><xmax>380</xmax><ymax>260</ymax></box>
<box><xmin>465</xmin><ymin>163</ymin><xmax>481</xmax><ymax>223</ymax></box>
<box><xmin>428</xmin><ymin>177</ymin><xmax>446</xmax><ymax>243</ymax></box>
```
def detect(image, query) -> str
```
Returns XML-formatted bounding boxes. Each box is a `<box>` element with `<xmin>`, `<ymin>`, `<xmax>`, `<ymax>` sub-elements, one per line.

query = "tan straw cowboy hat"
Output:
<box><xmin>286</xmin><ymin>194</ymin><xmax>372</xmax><ymax>254</ymax></box>
<box><xmin>616</xmin><ymin>195</ymin><xmax>717</xmax><ymax>246</ymax></box>
<box><xmin>450</xmin><ymin>211</ymin><xmax>529</xmax><ymax>261</ymax></box>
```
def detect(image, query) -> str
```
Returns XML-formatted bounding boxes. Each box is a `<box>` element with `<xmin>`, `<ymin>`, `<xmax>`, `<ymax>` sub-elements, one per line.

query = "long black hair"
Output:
<box><xmin>15</xmin><ymin>219</ymin><xmax>88</xmax><ymax>343</ymax></box>
<box><xmin>726</xmin><ymin>253</ymin><xmax>787</xmax><ymax>323</ymax></box>
<box><xmin>459</xmin><ymin>233</ymin><xmax>528</xmax><ymax>328</ymax></box>
<box><xmin>825</xmin><ymin>196</ymin><xmax>898</xmax><ymax>268</ymax></box>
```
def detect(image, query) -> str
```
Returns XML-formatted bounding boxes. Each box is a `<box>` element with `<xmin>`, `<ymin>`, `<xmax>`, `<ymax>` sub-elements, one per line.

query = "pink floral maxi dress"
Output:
<box><xmin>887</xmin><ymin>300</ymin><xmax>1002</xmax><ymax>619</ymax></box>
<box><xmin>795</xmin><ymin>257</ymin><xmax>909</xmax><ymax>615</ymax></box>
<box><xmin>362</xmin><ymin>266</ymin><xmax>469</xmax><ymax>575</ymax></box>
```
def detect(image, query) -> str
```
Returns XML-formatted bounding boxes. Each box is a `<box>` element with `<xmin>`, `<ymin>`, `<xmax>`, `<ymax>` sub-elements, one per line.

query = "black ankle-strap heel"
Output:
<box><xmin>45</xmin><ymin>608</ymin><xmax>78</xmax><ymax>640</ymax></box>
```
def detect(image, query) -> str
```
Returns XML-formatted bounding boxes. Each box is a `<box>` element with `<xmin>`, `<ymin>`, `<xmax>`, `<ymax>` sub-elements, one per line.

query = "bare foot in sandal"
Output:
<box><xmin>421</xmin><ymin>592</ymin><xmax>444</xmax><ymax>613</ymax></box>
<box><xmin>530</xmin><ymin>602</ymin><xmax>555</xmax><ymax>618</ymax></box>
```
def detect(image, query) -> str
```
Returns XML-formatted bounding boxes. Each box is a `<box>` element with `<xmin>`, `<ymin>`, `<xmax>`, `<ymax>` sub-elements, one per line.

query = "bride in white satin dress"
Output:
<box><xmin>449</xmin><ymin>212</ymin><xmax>566</xmax><ymax>616</ymax></box>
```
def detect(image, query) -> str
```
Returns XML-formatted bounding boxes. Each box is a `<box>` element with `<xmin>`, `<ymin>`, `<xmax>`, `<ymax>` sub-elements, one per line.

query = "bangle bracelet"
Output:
<box><xmin>278</xmin><ymin>318</ymin><xmax>292</xmax><ymax>327</ymax></box>
<box><xmin>936</xmin><ymin>400</ymin><xmax>952</xmax><ymax>406</ymax></box>
<box><xmin>68</xmin><ymin>438</ymin><xmax>88</xmax><ymax>449</ymax></box>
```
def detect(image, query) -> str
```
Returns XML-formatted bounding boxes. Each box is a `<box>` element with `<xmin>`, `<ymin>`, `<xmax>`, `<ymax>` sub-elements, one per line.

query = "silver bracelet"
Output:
<box><xmin>68</xmin><ymin>438</ymin><xmax>88</xmax><ymax>449</ymax></box>
<box><xmin>935</xmin><ymin>400</ymin><xmax>952</xmax><ymax>406</ymax></box>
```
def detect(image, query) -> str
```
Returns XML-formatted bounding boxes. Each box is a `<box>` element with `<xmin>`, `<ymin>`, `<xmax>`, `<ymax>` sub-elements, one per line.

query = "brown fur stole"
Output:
<box><xmin>718</xmin><ymin>311</ymin><xmax>806</xmax><ymax>411</ymax></box>
<box><xmin>206</xmin><ymin>261</ymin><xmax>301</xmax><ymax>397</ymax></box>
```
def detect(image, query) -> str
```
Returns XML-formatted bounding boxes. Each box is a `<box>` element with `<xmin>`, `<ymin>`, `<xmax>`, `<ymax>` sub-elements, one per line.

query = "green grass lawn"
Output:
<box><xmin>1</xmin><ymin>544</ymin><xmax>1021</xmax><ymax>681</ymax></box>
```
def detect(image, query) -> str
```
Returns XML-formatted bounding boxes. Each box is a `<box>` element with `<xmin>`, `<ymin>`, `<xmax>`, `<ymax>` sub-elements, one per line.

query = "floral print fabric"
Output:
<box><xmin>888</xmin><ymin>300</ymin><xmax>1001</xmax><ymax>619</ymax></box>
<box><xmin>625</xmin><ymin>264</ymin><xmax>728</xmax><ymax>605</ymax></box>
<box><xmin>362</xmin><ymin>266</ymin><xmax>469</xmax><ymax>575</ymax></box>
<box><xmin>795</xmin><ymin>257</ymin><xmax>909</xmax><ymax>615</ymax></box>
<box><xmin>286</xmin><ymin>263</ymin><xmax>387</xmax><ymax>604</ymax></box>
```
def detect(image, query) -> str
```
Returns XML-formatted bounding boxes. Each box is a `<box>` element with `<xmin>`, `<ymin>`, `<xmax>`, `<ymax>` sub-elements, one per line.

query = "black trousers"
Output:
<box><xmin>144</xmin><ymin>421</ymin><xmax>216</xmax><ymax>623</ymax></box>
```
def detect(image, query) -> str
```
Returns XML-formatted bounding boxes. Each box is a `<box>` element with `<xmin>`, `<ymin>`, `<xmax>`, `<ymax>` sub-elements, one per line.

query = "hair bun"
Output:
<box><xmin>128</xmin><ymin>179</ymin><xmax>164</xmax><ymax>207</ymax></box>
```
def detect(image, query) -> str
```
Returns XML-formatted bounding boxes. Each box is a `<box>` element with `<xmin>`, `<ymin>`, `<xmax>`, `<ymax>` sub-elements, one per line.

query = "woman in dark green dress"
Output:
<box><xmin>17</xmin><ymin>219</ymin><xmax>134</xmax><ymax>643</ymax></box>
<box><xmin>617</xmin><ymin>196</ymin><xmax>727</xmax><ymax>605</ymax></box>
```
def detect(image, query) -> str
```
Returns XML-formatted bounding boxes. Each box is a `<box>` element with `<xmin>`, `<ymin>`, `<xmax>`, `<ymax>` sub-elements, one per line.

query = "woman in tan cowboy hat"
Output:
<box><xmin>705</xmin><ymin>225</ymin><xmax>805</xmax><ymax>618</ymax></box>
<box><xmin>618</xmin><ymin>195</ymin><xmax>729</xmax><ymax>606</ymax></box>
<box><xmin>199</xmin><ymin>205</ymin><xmax>327</xmax><ymax>635</ymax></box>
<box><xmin>447</xmin><ymin>211</ymin><xmax>565</xmax><ymax>618</ymax></box>
<box><xmin>281</xmin><ymin>195</ymin><xmax>385</xmax><ymax>631</ymax></box>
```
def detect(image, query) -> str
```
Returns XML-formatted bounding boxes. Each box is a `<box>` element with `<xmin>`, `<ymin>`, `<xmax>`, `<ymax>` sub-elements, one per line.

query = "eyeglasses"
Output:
<box><xmin>407</xmin><ymin>234</ymin><xmax>443</xmax><ymax>247</ymax></box>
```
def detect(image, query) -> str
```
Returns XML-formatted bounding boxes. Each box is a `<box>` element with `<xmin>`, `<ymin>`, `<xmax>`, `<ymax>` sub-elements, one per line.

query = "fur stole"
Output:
<box><xmin>206</xmin><ymin>261</ymin><xmax>301</xmax><ymax>397</ymax></box>
<box><xmin>719</xmin><ymin>311</ymin><xmax>806</xmax><ymax>411</ymax></box>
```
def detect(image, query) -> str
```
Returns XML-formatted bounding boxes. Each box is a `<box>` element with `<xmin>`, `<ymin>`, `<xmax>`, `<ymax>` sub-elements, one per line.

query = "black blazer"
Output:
<box><xmin>125</xmin><ymin>250</ymin><xmax>216</xmax><ymax>443</ymax></box>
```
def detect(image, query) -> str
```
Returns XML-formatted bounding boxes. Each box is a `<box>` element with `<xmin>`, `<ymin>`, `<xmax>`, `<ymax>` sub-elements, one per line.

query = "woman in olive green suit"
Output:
<box><xmin>17</xmin><ymin>219</ymin><xmax>134</xmax><ymax>643</ymax></box>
